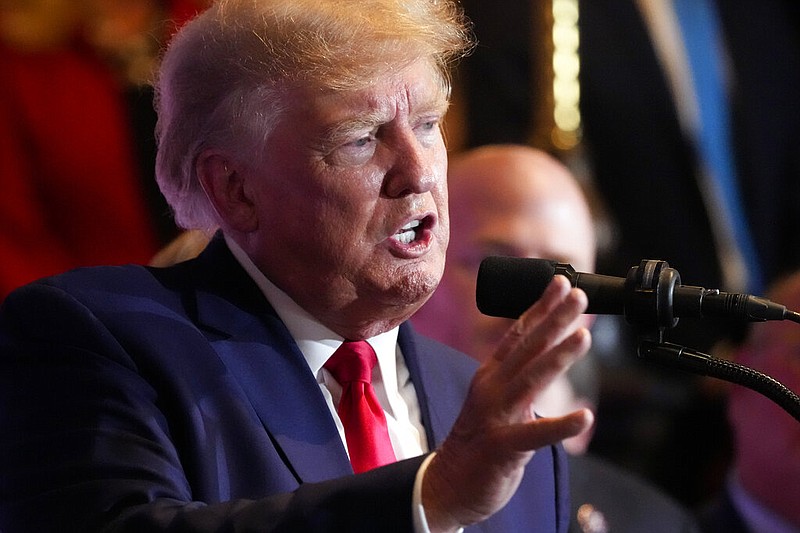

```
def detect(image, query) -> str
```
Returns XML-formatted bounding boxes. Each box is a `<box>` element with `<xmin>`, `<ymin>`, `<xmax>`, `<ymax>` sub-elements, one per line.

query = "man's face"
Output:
<box><xmin>419</xmin><ymin>154</ymin><xmax>596</xmax><ymax>362</ymax></box>
<box><xmin>243</xmin><ymin>59</ymin><xmax>450</xmax><ymax>338</ymax></box>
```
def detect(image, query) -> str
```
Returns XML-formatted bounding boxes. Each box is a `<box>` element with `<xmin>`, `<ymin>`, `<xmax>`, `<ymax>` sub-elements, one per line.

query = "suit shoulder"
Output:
<box><xmin>0</xmin><ymin>262</ymin><xmax>194</xmax><ymax>339</ymax></box>
<box><xmin>7</xmin><ymin>261</ymin><xmax>179</xmax><ymax>298</ymax></box>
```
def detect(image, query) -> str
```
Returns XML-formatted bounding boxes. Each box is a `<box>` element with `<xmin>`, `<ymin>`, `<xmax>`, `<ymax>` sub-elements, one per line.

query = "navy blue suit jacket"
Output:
<box><xmin>0</xmin><ymin>237</ymin><xmax>569</xmax><ymax>532</ymax></box>
<box><xmin>579</xmin><ymin>0</ymin><xmax>800</xmax><ymax>293</ymax></box>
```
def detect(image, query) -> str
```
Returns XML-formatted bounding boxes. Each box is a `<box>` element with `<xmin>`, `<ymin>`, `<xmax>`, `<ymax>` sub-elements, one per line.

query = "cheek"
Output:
<box><xmin>435</xmin><ymin>168</ymin><xmax>449</xmax><ymax>202</ymax></box>
<box><xmin>306</xmin><ymin>204</ymin><xmax>369</xmax><ymax>263</ymax></box>
<box><xmin>437</xmin><ymin>203</ymin><xmax>450</xmax><ymax>245</ymax></box>
<box><xmin>252</xmin><ymin>177</ymin><xmax>339</xmax><ymax>253</ymax></box>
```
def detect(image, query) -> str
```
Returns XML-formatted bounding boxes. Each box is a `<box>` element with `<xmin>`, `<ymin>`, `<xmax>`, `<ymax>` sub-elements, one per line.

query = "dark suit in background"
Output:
<box><xmin>455</xmin><ymin>0</ymin><xmax>800</xmax><ymax>510</ymax></box>
<box><xmin>579</xmin><ymin>0</ymin><xmax>800</xmax><ymax>302</ymax></box>
<box><xmin>0</xmin><ymin>237</ymin><xmax>569</xmax><ymax>532</ymax></box>
<box><xmin>459</xmin><ymin>0</ymin><xmax>800</xmax><ymax>300</ymax></box>
<box><xmin>577</xmin><ymin>0</ymin><xmax>800</xmax><ymax>506</ymax></box>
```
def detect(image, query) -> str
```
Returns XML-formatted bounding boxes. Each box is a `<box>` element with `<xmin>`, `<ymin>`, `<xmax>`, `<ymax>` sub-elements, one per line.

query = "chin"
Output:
<box><xmin>384</xmin><ymin>268</ymin><xmax>441</xmax><ymax>309</ymax></box>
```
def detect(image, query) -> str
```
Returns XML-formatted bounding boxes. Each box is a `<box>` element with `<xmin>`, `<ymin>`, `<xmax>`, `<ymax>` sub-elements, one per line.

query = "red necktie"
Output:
<box><xmin>325</xmin><ymin>340</ymin><xmax>396</xmax><ymax>473</ymax></box>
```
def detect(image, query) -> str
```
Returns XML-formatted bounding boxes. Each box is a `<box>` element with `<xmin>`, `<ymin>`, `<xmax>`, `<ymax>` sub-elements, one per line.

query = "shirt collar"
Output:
<box><xmin>223</xmin><ymin>235</ymin><xmax>400</xmax><ymax>385</ymax></box>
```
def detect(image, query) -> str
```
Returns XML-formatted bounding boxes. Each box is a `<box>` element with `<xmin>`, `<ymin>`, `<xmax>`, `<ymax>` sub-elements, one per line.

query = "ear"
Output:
<box><xmin>196</xmin><ymin>150</ymin><xmax>258</xmax><ymax>233</ymax></box>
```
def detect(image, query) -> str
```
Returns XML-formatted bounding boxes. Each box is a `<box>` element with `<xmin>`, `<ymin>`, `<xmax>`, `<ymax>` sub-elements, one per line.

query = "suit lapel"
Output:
<box><xmin>402</xmin><ymin>329</ymin><xmax>505</xmax><ymax>533</ymax></box>
<box><xmin>181</xmin><ymin>239</ymin><xmax>480</xmax><ymax>485</ymax></box>
<box><xmin>187</xmin><ymin>237</ymin><xmax>353</xmax><ymax>482</ymax></box>
<box><xmin>398</xmin><ymin>325</ymin><xmax>478</xmax><ymax>449</ymax></box>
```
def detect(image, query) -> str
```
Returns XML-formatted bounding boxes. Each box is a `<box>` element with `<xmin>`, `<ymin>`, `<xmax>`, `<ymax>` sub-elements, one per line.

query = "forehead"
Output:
<box><xmin>450</xmin><ymin>173</ymin><xmax>595</xmax><ymax>270</ymax></box>
<box><xmin>287</xmin><ymin>59</ymin><xmax>449</xmax><ymax>128</ymax></box>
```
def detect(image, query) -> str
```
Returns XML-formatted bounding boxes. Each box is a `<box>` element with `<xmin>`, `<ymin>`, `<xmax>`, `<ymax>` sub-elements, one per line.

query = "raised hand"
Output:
<box><xmin>422</xmin><ymin>275</ymin><xmax>594</xmax><ymax>531</ymax></box>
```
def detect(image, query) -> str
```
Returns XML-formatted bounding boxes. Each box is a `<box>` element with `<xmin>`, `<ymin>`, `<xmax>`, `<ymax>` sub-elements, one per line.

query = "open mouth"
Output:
<box><xmin>395</xmin><ymin>220</ymin><xmax>421</xmax><ymax>244</ymax></box>
<box><xmin>393</xmin><ymin>215</ymin><xmax>433</xmax><ymax>245</ymax></box>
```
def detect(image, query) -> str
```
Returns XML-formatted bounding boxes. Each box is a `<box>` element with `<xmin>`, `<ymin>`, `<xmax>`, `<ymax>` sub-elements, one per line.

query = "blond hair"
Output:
<box><xmin>154</xmin><ymin>0</ymin><xmax>473</xmax><ymax>229</ymax></box>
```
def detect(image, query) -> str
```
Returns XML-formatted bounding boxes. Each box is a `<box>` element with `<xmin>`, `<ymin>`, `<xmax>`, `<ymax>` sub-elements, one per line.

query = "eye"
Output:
<box><xmin>415</xmin><ymin>117</ymin><xmax>443</xmax><ymax>146</ymax></box>
<box><xmin>420</xmin><ymin>120</ymin><xmax>438</xmax><ymax>131</ymax></box>
<box><xmin>416</xmin><ymin>118</ymin><xmax>440</xmax><ymax>133</ymax></box>
<box><xmin>324</xmin><ymin>131</ymin><xmax>377</xmax><ymax>167</ymax></box>
<box><xmin>348</xmin><ymin>134</ymin><xmax>375</xmax><ymax>148</ymax></box>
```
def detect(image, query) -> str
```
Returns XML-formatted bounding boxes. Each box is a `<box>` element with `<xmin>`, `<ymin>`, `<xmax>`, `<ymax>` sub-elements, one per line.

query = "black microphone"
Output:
<box><xmin>476</xmin><ymin>256</ymin><xmax>793</xmax><ymax>327</ymax></box>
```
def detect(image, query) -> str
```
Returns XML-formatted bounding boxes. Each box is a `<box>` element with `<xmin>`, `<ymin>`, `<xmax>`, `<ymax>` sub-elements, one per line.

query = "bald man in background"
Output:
<box><xmin>413</xmin><ymin>144</ymin><xmax>700</xmax><ymax>533</ymax></box>
<box><xmin>413</xmin><ymin>144</ymin><xmax>596</xmax><ymax>359</ymax></box>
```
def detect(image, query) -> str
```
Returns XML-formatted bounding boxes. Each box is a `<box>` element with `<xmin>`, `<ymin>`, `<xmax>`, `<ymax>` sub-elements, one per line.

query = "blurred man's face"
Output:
<box><xmin>243</xmin><ymin>59</ymin><xmax>451</xmax><ymax>338</ymax></box>
<box><xmin>420</xmin><ymin>151</ymin><xmax>596</xmax><ymax>361</ymax></box>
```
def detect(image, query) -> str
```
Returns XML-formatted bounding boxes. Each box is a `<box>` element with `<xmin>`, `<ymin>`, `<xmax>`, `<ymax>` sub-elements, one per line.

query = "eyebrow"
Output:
<box><xmin>321</xmin><ymin>110</ymin><xmax>389</xmax><ymax>145</ymax></box>
<box><xmin>320</xmin><ymin>96</ymin><xmax>450</xmax><ymax>146</ymax></box>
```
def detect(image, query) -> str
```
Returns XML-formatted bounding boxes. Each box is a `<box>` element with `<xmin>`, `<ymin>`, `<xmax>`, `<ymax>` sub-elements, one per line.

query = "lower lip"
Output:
<box><xmin>387</xmin><ymin>227</ymin><xmax>434</xmax><ymax>258</ymax></box>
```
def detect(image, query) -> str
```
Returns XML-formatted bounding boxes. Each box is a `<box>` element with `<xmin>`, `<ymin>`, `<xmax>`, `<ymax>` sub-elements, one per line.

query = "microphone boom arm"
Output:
<box><xmin>476</xmin><ymin>255</ymin><xmax>800</xmax><ymax>422</ymax></box>
<box><xmin>625</xmin><ymin>259</ymin><xmax>800</xmax><ymax>422</ymax></box>
<box><xmin>638</xmin><ymin>340</ymin><xmax>800</xmax><ymax>422</ymax></box>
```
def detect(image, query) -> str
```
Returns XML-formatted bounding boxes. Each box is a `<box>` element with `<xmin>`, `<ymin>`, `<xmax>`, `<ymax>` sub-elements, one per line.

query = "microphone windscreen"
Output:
<box><xmin>476</xmin><ymin>257</ymin><xmax>558</xmax><ymax>318</ymax></box>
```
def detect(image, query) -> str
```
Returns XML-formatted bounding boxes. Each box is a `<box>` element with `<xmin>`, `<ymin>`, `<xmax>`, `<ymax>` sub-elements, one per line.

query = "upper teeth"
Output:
<box><xmin>396</xmin><ymin>220</ymin><xmax>421</xmax><ymax>244</ymax></box>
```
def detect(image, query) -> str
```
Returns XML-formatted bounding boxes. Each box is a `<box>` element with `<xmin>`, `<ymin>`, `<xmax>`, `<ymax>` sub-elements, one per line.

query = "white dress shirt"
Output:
<box><xmin>225</xmin><ymin>235</ymin><xmax>440</xmax><ymax>532</ymax></box>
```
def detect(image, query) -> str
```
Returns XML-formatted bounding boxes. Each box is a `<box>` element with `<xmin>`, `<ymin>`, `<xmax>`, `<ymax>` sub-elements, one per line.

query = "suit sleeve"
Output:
<box><xmin>0</xmin><ymin>282</ymin><xmax>422</xmax><ymax>532</ymax></box>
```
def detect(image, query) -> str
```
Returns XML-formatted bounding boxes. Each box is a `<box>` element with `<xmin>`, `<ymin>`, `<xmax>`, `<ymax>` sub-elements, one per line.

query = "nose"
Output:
<box><xmin>382</xmin><ymin>129</ymin><xmax>439</xmax><ymax>198</ymax></box>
